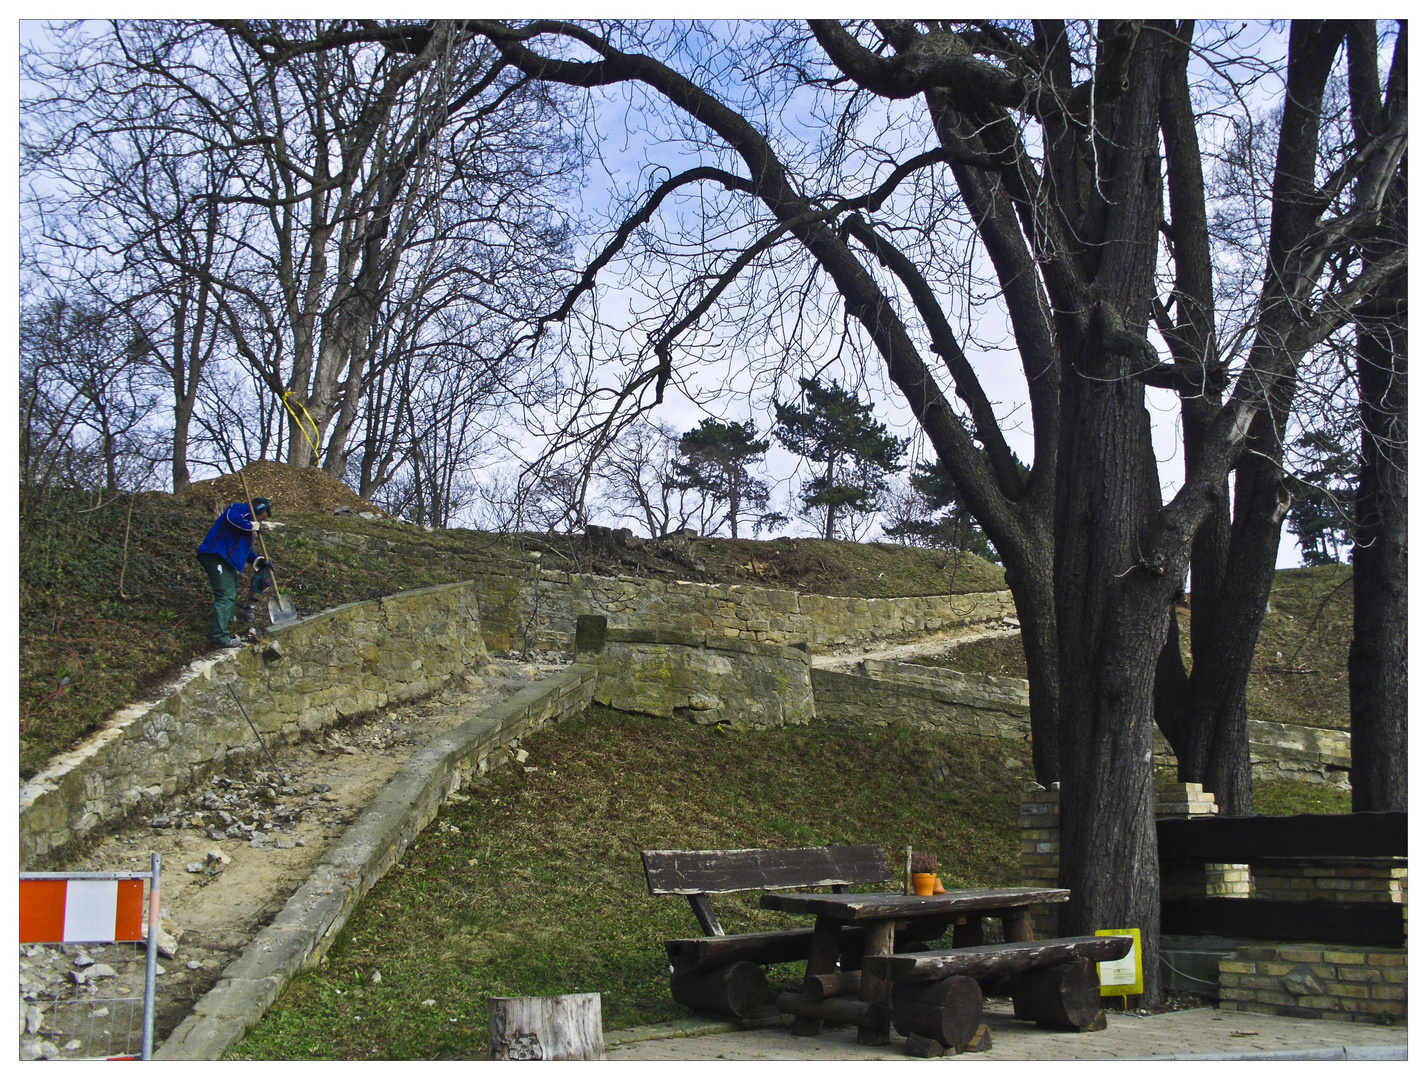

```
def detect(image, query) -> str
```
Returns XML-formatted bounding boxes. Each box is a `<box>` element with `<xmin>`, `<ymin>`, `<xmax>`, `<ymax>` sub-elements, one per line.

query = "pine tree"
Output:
<box><xmin>773</xmin><ymin>377</ymin><xmax>907</xmax><ymax>540</ymax></box>
<box><xmin>671</xmin><ymin>418</ymin><xmax>780</xmax><ymax>539</ymax></box>
<box><xmin>885</xmin><ymin>458</ymin><xmax>1002</xmax><ymax>563</ymax></box>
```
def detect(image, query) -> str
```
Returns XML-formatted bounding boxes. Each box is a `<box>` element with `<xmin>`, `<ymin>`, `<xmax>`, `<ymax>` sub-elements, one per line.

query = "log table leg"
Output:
<box><xmin>792</xmin><ymin>916</ymin><xmax>842</xmax><ymax>1036</ymax></box>
<box><xmin>856</xmin><ymin>920</ymin><xmax>895</xmax><ymax>1045</ymax></box>
<box><xmin>1002</xmin><ymin>908</ymin><xmax>1035</xmax><ymax>943</ymax></box>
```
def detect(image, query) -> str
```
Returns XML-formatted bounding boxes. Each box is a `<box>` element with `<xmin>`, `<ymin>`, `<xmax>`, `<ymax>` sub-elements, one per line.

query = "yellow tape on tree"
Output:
<box><xmin>281</xmin><ymin>391</ymin><xmax>323</xmax><ymax>464</ymax></box>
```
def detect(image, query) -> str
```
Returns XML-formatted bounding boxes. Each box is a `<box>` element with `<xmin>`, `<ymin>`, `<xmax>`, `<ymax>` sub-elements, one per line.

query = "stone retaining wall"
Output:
<box><xmin>20</xmin><ymin>581</ymin><xmax>489</xmax><ymax>868</ymax></box>
<box><xmin>811</xmin><ymin>660</ymin><xmax>1031</xmax><ymax>742</ymax></box>
<box><xmin>156</xmin><ymin>664</ymin><xmax>598</xmax><ymax>1060</ymax></box>
<box><xmin>476</xmin><ymin>566</ymin><xmax>1019</xmax><ymax>655</ymax></box>
<box><xmin>1218</xmin><ymin>943</ymin><xmax>1407</xmax><ymax>1023</ymax></box>
<box><xmin>811</xmin><ymin>659</ymin><xmax>1348</xmax><ymax>787</ymax></box>
<box><xmin>573</xmin><ymin>616</ymin><xmax>815</xmax><ymax>729</ymax></box>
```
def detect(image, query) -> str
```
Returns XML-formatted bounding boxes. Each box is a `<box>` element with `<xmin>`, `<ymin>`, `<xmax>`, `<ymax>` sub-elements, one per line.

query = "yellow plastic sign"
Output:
<box><xmin>1096</xmin><ymin>927</ymin><xmax>1143</xmax><ymax>996</ymax></box>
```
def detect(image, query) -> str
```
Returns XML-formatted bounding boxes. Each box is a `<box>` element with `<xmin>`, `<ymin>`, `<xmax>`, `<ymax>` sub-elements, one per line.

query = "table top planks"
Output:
<box><xmin>759</xmin><ymin>887</ymin><xmax>1070</xmax><ymax>921</ymax></box>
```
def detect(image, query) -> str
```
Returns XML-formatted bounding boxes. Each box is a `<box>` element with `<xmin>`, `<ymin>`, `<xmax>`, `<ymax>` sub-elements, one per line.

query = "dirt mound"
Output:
<box><xmin>180</xmin><ymin>462</ymin><xmax>384</xmax><ymax>517</ymax></box>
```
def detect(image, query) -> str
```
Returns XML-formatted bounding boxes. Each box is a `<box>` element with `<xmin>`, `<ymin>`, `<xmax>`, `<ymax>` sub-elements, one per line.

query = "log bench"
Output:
<box><xmin>641</xmin><ymin>845</ymin><xmax>942</xmax><ymax>1019</ymax></box>
<box><xmin>863</xmin><ymin>934</ymin><xmax>1134</xmax><ymax>1053</ymax></box>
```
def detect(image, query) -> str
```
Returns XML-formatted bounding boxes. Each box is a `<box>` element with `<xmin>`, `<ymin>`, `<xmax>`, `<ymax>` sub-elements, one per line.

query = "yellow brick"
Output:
<box><xmin>1259</xmin><ymin>962</ymin><xmax>1294</xmax><ymax>977</ymax></box>
<box><xmin>1365</xmin><ymin>1000</ymin><xmax>1406</xmax><ymax>1017</ymax></box>
<box><xmin>1323</xmin><ymin>950</ymin><xmax>1367</xmax><ymax>965</ymax></box>
<box><xmin>1366</xmin><ymin>952</ymin><xmax>1406</xmax><ymax>966</ymax></box>
<box><xmin>1380</xmin><ymin>968</ymin><xmax>1407</xmax><ymax>984</ymax></box>
<box><xmin>1277</xmin><ymin>947</ymin><xmax>1325</xmax><ymax>964</ymax></box>
<box><xmin>1369</xmin><ymin>984</ymin><xmax>1407</xmax><ymax>1001</ymax></box>
<box><xmin>1333</xmin><ymin>966</ymin><xmax>1381</xmax><ymax>983</ymax></box>
<box><xmin>1218</xmin><ymin>961</ymin><xmax>1254</xmax><ymax>974</ymax></box>
<box><xmin>1322</xmin><ymin>981</ymin><xmax>1370</xmax><ymax>999</ymax></box>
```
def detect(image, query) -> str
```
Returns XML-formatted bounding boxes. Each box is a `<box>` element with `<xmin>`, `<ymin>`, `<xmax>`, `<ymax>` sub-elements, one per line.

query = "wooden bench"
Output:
<box><xmin>864</xmin><ymin>934</ymin><xmax>1134</xmax><ymax>1053</ymax></box>
<box><xmin>641</xmin><ymin>845</ymin><xmax>942</xmax><ymax>1019</ymax></box>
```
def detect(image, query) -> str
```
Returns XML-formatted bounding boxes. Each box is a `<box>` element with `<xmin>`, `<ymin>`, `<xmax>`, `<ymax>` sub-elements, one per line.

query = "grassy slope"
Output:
<box><xmin>909</xmin><ymin>565</ymin><xmax>1354</xmax><ymax>733</ymax></box>
<box><xmin>229</xmin><ymin>706</ymin><xmax>1347</xmax><ymax>1060</ymax></box>
<box><xmin>231</xmin><ymin>707</ymin><xmax>1029</xmax><ymax>1059</ymax></box>
<box><xmin>18</xmin><ymin>490</ymin><xmax>1002</xmax><ymax>779</ymax></box>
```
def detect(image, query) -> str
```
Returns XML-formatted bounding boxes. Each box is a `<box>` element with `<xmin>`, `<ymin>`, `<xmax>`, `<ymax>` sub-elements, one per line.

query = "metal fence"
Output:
<box><xmin>19</xmin><ymin>855</ymin><xmax>161</xmax><ymax>1060</ymax></box>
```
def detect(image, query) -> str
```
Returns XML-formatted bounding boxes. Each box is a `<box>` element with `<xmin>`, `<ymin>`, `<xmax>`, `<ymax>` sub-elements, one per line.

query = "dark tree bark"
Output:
<box><xmin>417</xmin><ymin>16</ymin><xmax>1408</xmax><ymax>1005</ymax></box>
<box><xmin>1345</xmin><ymin>22</ymin><xmax>1408</xmax><ymax>812</ymax></box>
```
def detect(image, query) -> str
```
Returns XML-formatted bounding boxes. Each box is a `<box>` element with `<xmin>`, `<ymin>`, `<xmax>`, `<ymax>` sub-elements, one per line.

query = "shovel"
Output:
<box><xmin>237</xmin><ymin>467</ymin><xmax>299</xmax><ymax>626</ymax></box>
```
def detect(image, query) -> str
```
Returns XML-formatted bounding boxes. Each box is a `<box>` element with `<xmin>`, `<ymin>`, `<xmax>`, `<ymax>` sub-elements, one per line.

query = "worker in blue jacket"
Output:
<box><xmin>196</xmin><ymin>497</ymin><xmax>273</xmax><ymax>648</ymax></box>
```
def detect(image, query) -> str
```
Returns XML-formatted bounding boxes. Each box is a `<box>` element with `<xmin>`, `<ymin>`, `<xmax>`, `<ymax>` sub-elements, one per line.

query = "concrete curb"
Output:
<box><xmin>155</xmin><ymin>665</ymin><xmax>598</xmax><ymax>1060</ymax></box>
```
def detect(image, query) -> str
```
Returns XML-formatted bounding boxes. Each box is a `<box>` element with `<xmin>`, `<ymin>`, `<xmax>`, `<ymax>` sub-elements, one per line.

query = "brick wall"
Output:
<box><xmin>1218</xmin><ymin>944</ymin><xmax>1407</xmax><ymax>1023</ymax></box>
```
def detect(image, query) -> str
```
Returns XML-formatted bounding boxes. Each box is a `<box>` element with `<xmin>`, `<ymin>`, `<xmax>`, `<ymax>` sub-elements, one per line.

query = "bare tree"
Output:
<box><xmin>593</xmin><ymin>419</ymin><xmax>707</xmax><ymax>538</ymax></box>
<box><xmin>433</xmin><ymin>19</ymin><xmax>1405</xmax><ymax>1002</ymax></box>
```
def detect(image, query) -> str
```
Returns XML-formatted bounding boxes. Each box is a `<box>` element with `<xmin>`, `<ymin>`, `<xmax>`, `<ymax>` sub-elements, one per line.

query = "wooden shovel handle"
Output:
<box><xmin>236</xmin><ymin>467</ymin><xmax>283</xmax><ymax>604</ymax></box>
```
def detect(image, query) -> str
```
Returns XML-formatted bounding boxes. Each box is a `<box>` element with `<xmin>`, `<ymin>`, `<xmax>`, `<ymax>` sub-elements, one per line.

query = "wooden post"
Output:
<box><xmin>792</xmin><ymin>916</ymin><xmax>842</xmax><ymax>1036</ymax></box>
<box><xmin>489</xmin><ymin>994</ymin><xmax>604</xmax><ymax>1060</ymax></box>
<box><xmin>857</xmin><ymin>921</ymin><xmax>896</xmax><ymax>1045</ymax></box>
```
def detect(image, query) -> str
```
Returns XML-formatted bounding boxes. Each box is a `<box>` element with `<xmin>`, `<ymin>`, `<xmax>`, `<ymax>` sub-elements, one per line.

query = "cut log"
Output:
<box><xmin>963</xmin><ymin>1023</ymin><xmax>993</xmax><ymax>1053</ymax></box>
<box><xmin>669</xmin><ymin>961</ymin><xmax>768</xmax><ymax>1019</ymax></box>
<box><xmin>891</xmin><ymin>975</ymin><xmax>984</xmax><ymax>1051</ymax></box>
<box><xmin>489</xmin><ymin>993</ymin><xmax>604</xmax><ymax>1060</ymax></box>
<box><xmin>1011</xmin><ymin>959</ymin><xmax>1106</xmax><ymax>1032</ymax></box>
<box><xmin>864</xmin><ymin>934</ymin><xmax>1132</xmax><ymax>983</ymax></box>
<box><xmin>904</xmin><ymin>1033</ymin><xmax>947</xmax><ymax>1058</ymax></box>
<box><xmin>775</xmin><ymin>991</ymin><xmax>886</xmax><ymax>1029</ymax></box>
<box><xmin>804</xmin><ymin>969</ymin><xmax>860</xmax><ymax>1000</ymax></box>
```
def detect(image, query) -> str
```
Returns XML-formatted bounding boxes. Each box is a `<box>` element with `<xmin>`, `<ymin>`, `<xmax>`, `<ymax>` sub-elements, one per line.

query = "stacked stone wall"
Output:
<box><xmin>1218</xmin><ymin>944</ymin><xmax>1407</xmax><ymax>1023</ymax></box>
<box><xmin>573</xmin><ymin>616</ymin><xmax>815</xmax><ymax>729</ymax></box>
<box><xmin>474</xmin><ymin>566</ymin><xmax>1019</xmax><ymax>655</ymax></box>
<box><xmin>20</xmin><ymin>581</ymin><xmax>489</xmax><ymax>868</ymax></box>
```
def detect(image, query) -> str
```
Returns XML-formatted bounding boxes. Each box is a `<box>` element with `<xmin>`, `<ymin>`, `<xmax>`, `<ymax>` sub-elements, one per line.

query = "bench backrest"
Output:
<box><xmin>642</xmin><ymin>845</ymin><xmax>892</xmax><ymax>896</ymax></box>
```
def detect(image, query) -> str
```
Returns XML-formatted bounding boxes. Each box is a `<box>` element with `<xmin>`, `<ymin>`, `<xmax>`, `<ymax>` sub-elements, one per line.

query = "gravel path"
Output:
<box><xmin>20</xmin><ymin>655</ymin><xmax>566</xmax><ymax>1060</ymax></box>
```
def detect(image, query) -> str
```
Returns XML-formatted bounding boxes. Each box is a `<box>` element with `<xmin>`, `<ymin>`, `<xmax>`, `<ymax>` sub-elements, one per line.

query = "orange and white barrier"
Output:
<box><xmin>19</xmin><ymin>877</ymin><xmax>146</xmax><ymax>944</ymax></box>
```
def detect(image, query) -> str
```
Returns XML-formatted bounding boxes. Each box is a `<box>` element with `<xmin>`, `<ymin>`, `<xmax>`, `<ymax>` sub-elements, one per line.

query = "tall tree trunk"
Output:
<box><xmin>1349</xmin><ymin>164</ymin><xmax>1407</xmax><ymax>812</ymax></box>
<box><xmin>1054</xmin><ymin>335</ymin><xmax>1168</xmax><ymax>1006</ymax></box>
<box><xmin>173</xmin><ymin>393</ymin><xmax>195</xmax><ymax>494</ymax></box>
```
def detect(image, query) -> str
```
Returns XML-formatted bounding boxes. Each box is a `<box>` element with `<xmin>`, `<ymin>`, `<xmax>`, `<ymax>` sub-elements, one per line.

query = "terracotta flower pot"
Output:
<box><xmin>933</xmin><ymin>876</ymin><xmax>947</xmax><ymax>895</ymax></box>
<box><xmin>911</xmin><ymin>873</ymin><xmax>936</xmax><ymax>897</ymax></box>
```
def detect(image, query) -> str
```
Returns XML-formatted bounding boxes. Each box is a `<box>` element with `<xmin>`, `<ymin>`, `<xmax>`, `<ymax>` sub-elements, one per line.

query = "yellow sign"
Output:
<box><xmin>1096</xmin><ymin>927</ymin><xmax>1143</xmax><ymax>996</ymax></box>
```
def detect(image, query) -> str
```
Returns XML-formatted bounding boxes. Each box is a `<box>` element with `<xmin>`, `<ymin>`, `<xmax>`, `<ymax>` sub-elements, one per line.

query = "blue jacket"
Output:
<box><xmin>198</xmin><ymin>503</ymin><xmax>260</xmax><ymax>573</ymax></box>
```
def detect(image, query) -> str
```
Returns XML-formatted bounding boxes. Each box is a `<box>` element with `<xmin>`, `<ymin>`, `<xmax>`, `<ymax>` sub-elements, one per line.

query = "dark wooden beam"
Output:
<box><xmin>1161</xmin><ymin>897</ymin><xmax>1405</xmax><ymax>945</ymax></box>
<box><xmin>1156</xmin><ymin>812</ymin><xmax>1407</xmax><ymax>862</ymax></box>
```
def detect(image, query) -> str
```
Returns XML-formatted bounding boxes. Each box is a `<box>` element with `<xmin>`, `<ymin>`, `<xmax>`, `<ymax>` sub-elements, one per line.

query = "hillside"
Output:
<box><xmin>18</xmin><ymin>465</ymin><xmax>1354</xmax><ymax>780</ymax></box>
<box><xmin>17</xmin><ymin>467</ymin><xmax>1003</xmax><ymax>778</ymax></box>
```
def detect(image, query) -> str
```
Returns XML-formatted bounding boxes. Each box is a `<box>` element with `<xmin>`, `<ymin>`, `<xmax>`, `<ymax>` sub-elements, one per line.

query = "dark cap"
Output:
<box><xmin>251</xmin><ymin>497</ymin><xmax>273</xmax><ymax>518</ymax></box>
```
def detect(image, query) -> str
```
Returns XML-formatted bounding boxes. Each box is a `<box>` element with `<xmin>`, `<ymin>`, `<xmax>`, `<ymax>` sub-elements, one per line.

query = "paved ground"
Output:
<box><xmin>605</xmin><ymin>1000</ymin><xmax>1408</xmax><ymax>1061</ymax></box>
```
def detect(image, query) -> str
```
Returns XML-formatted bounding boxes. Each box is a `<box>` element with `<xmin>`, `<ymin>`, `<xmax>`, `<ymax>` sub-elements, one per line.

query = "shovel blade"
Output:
<box><xmin>268</xmin><ymin>595</ymin><xmax>298</xmax><ymax>626</ymax></box>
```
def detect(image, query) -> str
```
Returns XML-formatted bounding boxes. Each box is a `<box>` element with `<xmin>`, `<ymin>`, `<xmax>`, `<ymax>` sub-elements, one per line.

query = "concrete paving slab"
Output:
<box><xmin>605</xmin><ymin>1000</ymin><xmax>1408</xmax><ymax>1061</ymax></box>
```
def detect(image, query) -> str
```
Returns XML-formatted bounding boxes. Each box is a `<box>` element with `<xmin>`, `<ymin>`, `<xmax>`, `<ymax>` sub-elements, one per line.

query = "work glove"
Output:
<box><xmin>254</xmin><ymin>556</ymin><xmax>272</xmax><ymax>572</ymax></box>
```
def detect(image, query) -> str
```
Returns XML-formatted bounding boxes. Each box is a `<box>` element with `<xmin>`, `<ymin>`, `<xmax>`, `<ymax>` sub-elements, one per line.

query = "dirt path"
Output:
<box><xmin>20</xmin><ymin>655</ymin><xmax>567</xmax><ymax>1060</ymax></box>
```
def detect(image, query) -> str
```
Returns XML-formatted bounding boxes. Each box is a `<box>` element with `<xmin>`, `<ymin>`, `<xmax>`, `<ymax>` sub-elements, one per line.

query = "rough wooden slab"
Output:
<box><xmin>864</xmin><ymin>934</ymin><xmax>1132</xmax><ymax>983</ymax></box>
<box><xmin>641</xmin><ymin>845</ymin><xmax>891</xmax><ymax>895</ymax></box>
<box><xmin>760</xmin><ymin>887</ymin><xmax>1070</xmax><ymax>922</ymax></box>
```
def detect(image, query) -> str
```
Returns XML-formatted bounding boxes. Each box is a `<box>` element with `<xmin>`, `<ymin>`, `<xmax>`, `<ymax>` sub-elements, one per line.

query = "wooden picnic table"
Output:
<box><xmin>760</xmin><ymin>886</ymin><xmax>1070</xmax><ymax>1045</ymax></box>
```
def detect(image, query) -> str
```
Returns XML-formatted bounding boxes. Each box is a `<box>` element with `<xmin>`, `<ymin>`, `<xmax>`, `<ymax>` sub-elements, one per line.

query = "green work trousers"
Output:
<box><xmin>198</xmin><ymin>552</ymin><xmax>239</xmax><ymax>644</ymax></box>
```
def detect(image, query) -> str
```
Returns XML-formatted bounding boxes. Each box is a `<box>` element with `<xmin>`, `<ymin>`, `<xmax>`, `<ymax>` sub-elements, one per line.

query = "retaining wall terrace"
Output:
<box><xmin>573</xmin><ymin>616</ymin><xmax>815</xmax><ymax>729</ymax></box>
<box><xmin>19</xmin><ymin>581</ymin><xmax>489</xmax><ymax>869</ymax></box>
<box><xmin>474</xmin><ymin>565</ymin><xmax>1020</xmax><ymax>656</ymax></box>
<box><xmin>156</xmin><ymin>664</ymin><xmax>598</xmax><ymax>1060</ymax></box>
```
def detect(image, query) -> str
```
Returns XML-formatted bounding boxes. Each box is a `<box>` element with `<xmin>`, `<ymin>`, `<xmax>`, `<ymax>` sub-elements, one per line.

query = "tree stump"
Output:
<box><xmin>1011</xmin><ymin>959</ymin><xmax>1106</xmax><ymax>1031</ymax></box>
<box><xmin>489</xmin><ymin>993</ymin><xmax>604</xmax><ymax>1060</ymax></box>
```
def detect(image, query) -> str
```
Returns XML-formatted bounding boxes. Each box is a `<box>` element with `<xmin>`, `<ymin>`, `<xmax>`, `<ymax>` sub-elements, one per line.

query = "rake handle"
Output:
<box><xmin>236</xmin><ymin>467</ymin><xmax>285</xmax><ymax>605</ymax></box>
